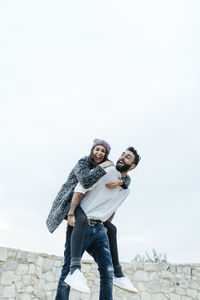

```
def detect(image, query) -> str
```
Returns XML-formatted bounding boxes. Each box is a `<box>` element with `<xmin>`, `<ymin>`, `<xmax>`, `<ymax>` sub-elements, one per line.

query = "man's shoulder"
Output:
<box><xmin>105</xmin><ymin>166</ymin><xmax>117</xmax><ymax>173</ymax></box>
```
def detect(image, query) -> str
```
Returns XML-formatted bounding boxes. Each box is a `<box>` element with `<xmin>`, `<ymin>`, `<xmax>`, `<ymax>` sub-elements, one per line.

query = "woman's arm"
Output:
<box><xmin>74</xmin><ymin>157</ymin><xmax>113</xmax><ymax>189</ymax></box>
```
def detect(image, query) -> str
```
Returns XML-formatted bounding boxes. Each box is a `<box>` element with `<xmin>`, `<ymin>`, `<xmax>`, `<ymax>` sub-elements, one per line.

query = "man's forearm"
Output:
<box><xmin>68</xmin><ymin>192</ymin><xmax>84</xmax><ymax>214</ymax></box>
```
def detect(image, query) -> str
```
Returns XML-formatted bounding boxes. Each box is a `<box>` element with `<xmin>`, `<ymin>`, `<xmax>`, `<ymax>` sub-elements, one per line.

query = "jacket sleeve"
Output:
<box><xmin>74</xmin><ymin>157</ymin><xmax>106</xmax><ymax>189</ymax></box>
<box><xmin>121</xmin><ymin>174</ymin><xmax>131</xmax><ymax>189</ymax></box>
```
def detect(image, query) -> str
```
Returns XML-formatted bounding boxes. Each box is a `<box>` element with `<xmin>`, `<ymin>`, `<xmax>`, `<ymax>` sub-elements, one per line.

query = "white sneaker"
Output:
<box><xmin>64</xmin><ymin>269</ymin><xmax>90</xmax><ymax>294</ymax></box>
<box><xmin>113</xmin><ymin>276</ymin><xmax>138</xmax><ymax>294</ymax></box>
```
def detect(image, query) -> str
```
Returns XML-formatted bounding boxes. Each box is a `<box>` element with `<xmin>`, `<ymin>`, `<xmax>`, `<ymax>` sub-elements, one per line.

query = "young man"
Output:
<box><xmin>56</xmin><ymin>147</ymin><xmax>140</xmax><ymax>300</ymax></box>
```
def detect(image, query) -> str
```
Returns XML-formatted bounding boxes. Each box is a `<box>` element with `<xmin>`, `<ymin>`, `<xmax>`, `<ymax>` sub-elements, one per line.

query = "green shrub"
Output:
<box><xmin>132</xmin><ymin>249</ymin><xmax>168</xmax><ymax>263</ymax></box>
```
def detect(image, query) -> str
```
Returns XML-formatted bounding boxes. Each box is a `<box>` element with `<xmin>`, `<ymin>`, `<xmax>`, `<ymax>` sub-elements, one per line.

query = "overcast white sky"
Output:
<box><xmin>0</xmin><ymin>0</ymin><xmax>200</xmax><ymax>264</ymax></box>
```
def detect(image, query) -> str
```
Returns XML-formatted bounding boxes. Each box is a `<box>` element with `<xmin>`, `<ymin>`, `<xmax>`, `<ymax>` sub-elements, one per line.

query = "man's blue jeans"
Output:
<box><xmin>55</xmin><ymin>223</ymin><xmax>114</xmax><ymax>300</ymax></box>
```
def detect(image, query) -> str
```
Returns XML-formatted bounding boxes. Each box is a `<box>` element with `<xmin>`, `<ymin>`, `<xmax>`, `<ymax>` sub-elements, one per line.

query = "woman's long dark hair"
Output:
<box><xmin>88</xmin><ymin>147</ymin><xmax>109</xmax><ymax>169</ymax></box>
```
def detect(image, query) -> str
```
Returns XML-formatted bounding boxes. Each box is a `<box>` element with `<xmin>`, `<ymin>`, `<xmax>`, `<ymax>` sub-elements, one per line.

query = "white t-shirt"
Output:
<box><xmin>74</xmin><ymin>166</ymin><xmax>130</xmax><ymax>222</ymax></box>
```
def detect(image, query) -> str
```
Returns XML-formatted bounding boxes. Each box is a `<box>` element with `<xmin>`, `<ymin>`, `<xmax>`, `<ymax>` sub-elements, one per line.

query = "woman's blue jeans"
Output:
<box><xmin>56</xmin><ymin>223</ymin><xmax>114</xmax><ymax>300</ymax></box>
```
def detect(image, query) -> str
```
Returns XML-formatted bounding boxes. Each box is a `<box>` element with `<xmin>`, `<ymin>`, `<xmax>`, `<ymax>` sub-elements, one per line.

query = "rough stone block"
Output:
<box><xmin>36</xmin><ymin>289</ymin><xmax>46</xmax><ymax>299</ymax></box>
<box><xmin>43</xmin><ymin>258</ymin><xmax>54</xmax><ymax>272</ymax></box>
<box><xmin>44</xmin><ymin>282</ymin><xmax>57</xmax><ymax>291</ymax></box>
<box><xmin>13</xmin><ymin>274</ymin><xmax>22</xmax><ymax>282</ymax></box>
<box><xmin>43</xmin><ymin>258</ymin><xmax>54</xmax><ymax>273</ymax></box>
<box><xmin>85</xmin><ymin>273</ymin><xmax>96</xmax><ymax>281</ymax></box>
<box><xmin>18</xmin><ymin>293</ymin><xmax>32</xmax><ymax>300</ymax></box>
<box><xmin>146</xmin><ymin>280</ymin><xmax>160</xmax><ymax>293</ymax></box>
<box><xmin>134</xmin><ymin>270</ymin><xmax>149</xmax><ymax>281</ymax></box>
<box><xmin>182</xmin><ymin>297</ymin><xmax>192</xmax><ymax>300</ymax></box>
<box><xmin>46</xmin><ymin>291</ymin><xmax>53</xmax><ymax>300</ymax></box>
<box><xmin>159</xmin><ymin>279</ymin><xmax>172</xmax><ymax>287</ymax></box>
<box><xmin>43</xmin><ymin>271</ymin><xmax>55</xmax><ymax>282</ymax></box>
<box><xmin>25</xmin><ymin>285</ymin><xmax>34</xmax><ymax>293</ymax></box>
<box><xmin>80</xmin><ymin>293</ymin><xmax>90</xmax><ymax>300</ymax></box>
<box><xmin>36</xmin><ymin>256</ymin><xmax>44</xmax><ymax>267</ymax></box>
<box><xmin>151</xmin><ymin>294</ymin><xmax>168</xmax><ymax>300</ymax></box>
<box><xmin>144</xmin><ymin>263</ymin><xmax>161</xmax><ymax>272</ymax></box>
<box><xmin>186</xmin><ymin>288</ymin><xmax>198</xmax><ymax>298</ymax></box>
<box><xmin>4</xmin><ymin>259</ymin><xmax>18</xmax><ymax>271</ymax></box>
<box><xmin>141</xmin><ymin>292</ymin><xmax>151</xmax><ymax>300</ymax></box>
<box><xmin>170</xmin><ymin>293</ymin><xmax>181</xmax><ymax>300</ymax></box>
<box><xmin>3</xmin><ymin>285</ymin><xmax>16</xmax><ymax>298</ymax></box>
<box><xmin>15</xmin><ymin>281</ymin><xmax>25</xmax><ymax>292</ymax></box>
<box><xmin>175</xmin><ymin>286</ymin><xmax>186</xmax><ymax>295</ymax></box>
<box><xmin>22</xmin><ymin>274</ymin><xmax>32</xmax><ymax>286</ymax></box>
<box><xmin>8</xmin><ymin>248</ymin><xmax>17</xmax><ymax>259</ymax></box>
<box><xmin>17</xmin><ymin>264</ymin><xmax>29</xmax><ymax>275</ymax></box>
<box><xmin>28</xmin><ymin>263</ymin><xmax>36</xmax><ymax>274</ymax></box>
<box><xmin>54</xmin><ymin>260</ymin><xmax>62</xmax><ymax>267</ymax></box>
<box><xmin>161</xmin><ymin>286</ymin><xmax>174</xmax><ymax>293</ymax></box>
<box><xmin>38</xmin><ymin>278</ymin><xmax>46</xmax><ymax>290</ymax></box>
<box><xmin>16</xmin><ymin>251</ymin><xmax>27</xmax><ymax>262</ymax></box>
<box><xmin>137</xmin><ymin>281</ymin><xmax>146</xmax><ymax>291</ymax></box>
<box><xmin>190</xmin><ymin>281</ymin><xmax>199</xmax><ymax>289</ymax></box>
<box><xmin>69</xmin><ymin>290</ymin><xmax>81</xmax><ymax>300</ymax></box>
<box><xmin>162</xmin><ymin>271</ymin><xmax>174</xmax><ymax>278</ymax></box>
<box><xmin>150</xmin><ymin>272</ymin><xmax>159</xmax><ymax>280</ymax></box>
<box><xmin>35</xmin><ymin>265</ymin><xmax>42</xmax><ymax>278</ymax></box>
<box><xmin>82</xmin><ymin>263</ymin><xmax>92</xmax><ymax>273</ymax></box>
<box><xmin>0</xmin><ymin>247</ymin><xmax>8</xmax><ymax>261</ymax></box>
<box><xmin>27</xmin><ymin>252</ymin><xmax>39</xmax><ymax>263</ymax></box>
<box><xmin>1</xmin><ymin>271</ymin><xmax>14</xmax><ymax>285</ymax></box>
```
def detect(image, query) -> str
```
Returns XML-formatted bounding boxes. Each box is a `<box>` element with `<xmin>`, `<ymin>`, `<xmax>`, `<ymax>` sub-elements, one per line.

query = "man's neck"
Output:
<box><xmin>120</xmin><ymin>171</ymin><xmax>128</xmax><ymax>177</ymax></box>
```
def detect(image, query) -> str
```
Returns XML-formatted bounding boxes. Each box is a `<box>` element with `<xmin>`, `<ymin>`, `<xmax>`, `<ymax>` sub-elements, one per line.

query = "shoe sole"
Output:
<box><xmin>113</xmin><ymin>283</ymin><xmax>138</xmax><ymax>294</ymax></box>
<box><xmin>65</xmin><ymin>279</ymin><xmax>90</xmax><ymax>294</ymax></box>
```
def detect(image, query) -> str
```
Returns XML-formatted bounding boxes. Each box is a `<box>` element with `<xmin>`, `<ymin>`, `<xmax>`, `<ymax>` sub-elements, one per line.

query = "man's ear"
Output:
<box><xmin>129</xmin><ymin>163</ymin><xmax>136</xmax><ymax>171</ymax></box>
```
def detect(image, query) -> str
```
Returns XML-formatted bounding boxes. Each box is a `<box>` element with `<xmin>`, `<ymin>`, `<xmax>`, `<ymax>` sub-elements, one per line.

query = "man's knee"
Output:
<box><xmin>99</xmin><ymin>262</ymin><xmax>114</xmax><ymax>279</ymax></box>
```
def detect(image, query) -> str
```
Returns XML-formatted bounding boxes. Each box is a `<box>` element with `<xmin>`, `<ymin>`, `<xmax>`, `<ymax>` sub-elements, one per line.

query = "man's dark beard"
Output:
<box><xmin>116</xmin><ymin>160</ymin><xmax>132</xmax><ymax>172</ymax></box>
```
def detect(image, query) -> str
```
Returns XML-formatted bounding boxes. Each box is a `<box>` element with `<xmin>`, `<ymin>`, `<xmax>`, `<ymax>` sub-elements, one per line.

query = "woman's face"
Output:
<box><xmin>93</xmin><ymin>145</ymin><xmax>107</xmax><ymax>164</ymax></box>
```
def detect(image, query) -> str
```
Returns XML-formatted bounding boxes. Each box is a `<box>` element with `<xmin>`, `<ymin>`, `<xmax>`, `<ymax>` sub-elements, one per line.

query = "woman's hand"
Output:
<box><xmin>100</xmin><ymin>160</ymin><xmax>114</xmax><ymax>169</ymax></box>
<box><xmin>105</xmin><ymin>180</ymin><xmax>122</xmax><ymax>189</ymax></box>
<box><xmin>67</xmin><ymin>215</ymin><xmax>75</xmax><ymax>227</ymax></box>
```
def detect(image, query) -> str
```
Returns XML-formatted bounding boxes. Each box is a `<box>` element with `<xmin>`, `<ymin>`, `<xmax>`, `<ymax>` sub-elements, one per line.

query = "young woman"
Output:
<box><xmin>65</xmin><ymin>139</ymin><xmax>130</xmax><ymax>292</ymax></box>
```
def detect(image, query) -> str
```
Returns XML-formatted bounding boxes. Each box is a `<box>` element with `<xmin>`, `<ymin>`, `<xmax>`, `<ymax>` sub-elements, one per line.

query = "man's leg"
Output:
<box><xmin>87</xmin><ymin>224</ymin><xmax>114</xmax><ymax>300</ymax></box>
<box><xmin>55</xmin><ymin>225</ymin><xmax>72</xmax><ymax>300</ymax></box>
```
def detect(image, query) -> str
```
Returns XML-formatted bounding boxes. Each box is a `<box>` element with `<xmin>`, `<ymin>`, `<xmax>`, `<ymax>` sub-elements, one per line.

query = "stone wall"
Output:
<box><xmin>0</xmin><ymin>246</ymin><xmax>200</xmax><ymax>300</ymax></box>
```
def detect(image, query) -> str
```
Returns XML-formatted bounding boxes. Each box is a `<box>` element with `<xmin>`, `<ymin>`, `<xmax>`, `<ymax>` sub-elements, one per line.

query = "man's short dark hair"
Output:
<box><xmin>127</xmin><ymin>147</ymin><xmax>141</xmax><ymax>166</ymax></box>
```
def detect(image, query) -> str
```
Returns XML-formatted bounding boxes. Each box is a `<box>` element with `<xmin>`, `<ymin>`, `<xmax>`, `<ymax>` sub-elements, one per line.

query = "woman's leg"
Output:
<box><xmin>103</xmin><ymin>220</ymin><xmax>124</xmax><ymax>278</ymax></box>
<box><xmin>70</xmin><ymin>205</ymin><xmax>88</xmax><ymax>274</ymax></box>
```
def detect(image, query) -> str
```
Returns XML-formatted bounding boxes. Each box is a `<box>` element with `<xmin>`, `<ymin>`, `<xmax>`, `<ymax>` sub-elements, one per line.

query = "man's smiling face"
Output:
<box><xmin>116</xmin><ymin>150</ymin><xmax>135</xmax><ymax>172</ymax></box>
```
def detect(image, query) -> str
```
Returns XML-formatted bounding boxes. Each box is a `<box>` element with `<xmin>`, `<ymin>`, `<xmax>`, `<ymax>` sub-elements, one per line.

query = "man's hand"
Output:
<box><xmin>100</xmin><ymin>161</ymin><xmax>114</xmax><ymax>169</ymax></box>
<box><xmin>105</xmin><ymin>180</ymin><xmax>121</xmax><ymax>189</ymax></box>
<box><xmin>67</xmin><ymin>215</ymin><xmax>75</xmax><ymax>227</ymax></box>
